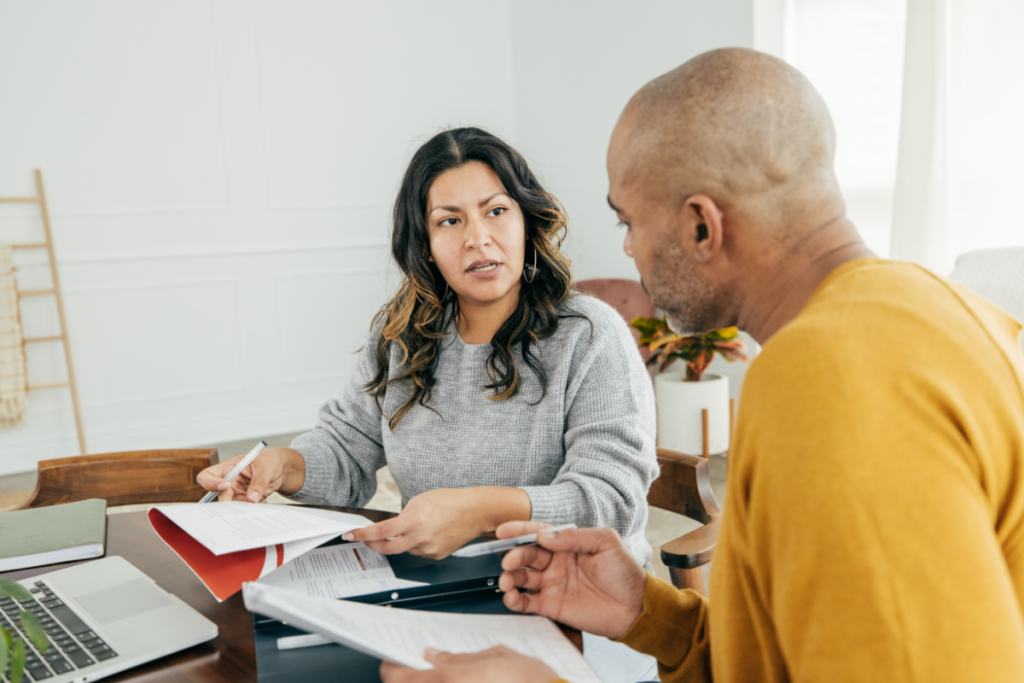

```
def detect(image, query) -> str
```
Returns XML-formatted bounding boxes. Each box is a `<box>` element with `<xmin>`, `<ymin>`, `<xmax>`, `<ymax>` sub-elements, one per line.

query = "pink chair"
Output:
<box><xmin>575</xmin><ymin>278</ymin><xmax>656</xmax><ymax>362</ymax></box>
<box><xmin>575</xmin><ymin>278</ymin><xmax>656</xmax><ymax>325</ymax></box>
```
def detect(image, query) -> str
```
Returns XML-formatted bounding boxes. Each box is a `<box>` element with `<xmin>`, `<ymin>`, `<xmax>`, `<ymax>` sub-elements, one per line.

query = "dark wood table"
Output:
<box><xmin>1</xmin><ymin>506</ymin><xmax>396</xmax><ymax>682</ymax></box>
<box><xmin>1</xmin><ymin>506</ymin><xmax>582</xmax><ymax>682</ymax></box>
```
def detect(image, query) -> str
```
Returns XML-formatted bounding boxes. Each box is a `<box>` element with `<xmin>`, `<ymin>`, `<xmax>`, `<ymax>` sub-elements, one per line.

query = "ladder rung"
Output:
<box><xmin>17</xmin><ymin>288</ymin><xmax>56</xmax><ymax>297</ymax></box>
<box><xmin>0</xmin><ymin>197</ymin><xmax>40</xmax><ymax>204</ymax></box>
<box><xmin>28</xmin><ymin>381</ymin><xmax>70</xmax><ymax>391</ymax></box>
<box><xmin>12</xmin><ymin>243</ymin><xmax>48</xmax><ymax>250</ymax></box>
<box><xmin>24</xmin><ymin>335</ymin><xmax>64</xmax><ymax>343</ymax></box>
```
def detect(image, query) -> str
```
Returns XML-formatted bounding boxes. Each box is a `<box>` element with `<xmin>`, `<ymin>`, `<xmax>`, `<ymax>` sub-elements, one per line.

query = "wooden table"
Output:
<box><xmin>1</xmin><ymin>506</ymin><xmax>396</xmax><ymax>682</ymax></box>
<box><xmin>1</xmin><ymin>507</ymin><xmax>582</xmax><ymax>682</ymax></box>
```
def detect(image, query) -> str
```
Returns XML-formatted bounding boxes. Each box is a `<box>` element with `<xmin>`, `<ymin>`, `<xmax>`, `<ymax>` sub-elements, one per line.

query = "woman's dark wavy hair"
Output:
<box><xmin>365</xmin><ymin>127</ymin><xmax>575</xmax><ymax>430</ymax></box>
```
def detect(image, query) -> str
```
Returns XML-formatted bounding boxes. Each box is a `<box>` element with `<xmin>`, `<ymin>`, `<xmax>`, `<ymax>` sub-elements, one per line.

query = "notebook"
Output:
<box><xmin>0</xmin><ymin>498</ymin><xmax>107</xmax><ymax>571</ymax></box>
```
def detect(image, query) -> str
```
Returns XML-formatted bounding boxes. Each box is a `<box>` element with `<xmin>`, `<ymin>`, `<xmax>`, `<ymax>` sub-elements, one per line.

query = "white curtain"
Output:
<box><xmin>891</xmin><ymin>0</ymin><xmax>1024</xmax><ymax>274</ymax></box>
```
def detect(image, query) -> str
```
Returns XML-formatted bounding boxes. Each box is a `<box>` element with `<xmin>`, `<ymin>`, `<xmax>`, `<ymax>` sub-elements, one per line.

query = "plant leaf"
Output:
<box><xmin>20</xmin><ymin>610</ymin><xmax>48</xmax><ymax>653</ymax></box>
<box><xmin>706</xmin><ymin>326</ymin><xmax>739</xmax><ymax>340</ymax></box>
<box><xmin>0</xmin><ymin>627</ymin><xmax>9</xmax><ymax>681</ymax></box>
<box><xmin>0</xmin><ymin>580</ymin><xmax>32</xmax><ymax>602</ymax></box>
<box><xmin>10</xmin><ymin>636</ymin><xmax>24</xmax><ymax>683</ymax></box>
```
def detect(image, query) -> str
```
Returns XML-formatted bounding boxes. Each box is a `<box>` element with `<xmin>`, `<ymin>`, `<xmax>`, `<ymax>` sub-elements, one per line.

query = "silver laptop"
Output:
<box><xmin>1</xmin><ymin>556</ymin><xmax>216</xmax><ymax>682</ymax></box>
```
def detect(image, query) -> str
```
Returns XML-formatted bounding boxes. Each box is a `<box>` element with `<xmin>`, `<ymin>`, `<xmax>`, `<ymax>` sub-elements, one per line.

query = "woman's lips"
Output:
<box><xmin>466</xmin><ymin>261</ymin><xmax>503</xmax><ymax>279</ymax></box>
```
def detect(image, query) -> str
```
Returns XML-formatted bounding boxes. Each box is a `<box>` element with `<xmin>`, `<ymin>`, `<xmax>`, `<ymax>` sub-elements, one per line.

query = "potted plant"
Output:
<box><xmin>631</xmin><ymin>317</ymin><xmax>748</xmax><ymax>456</ymax></box>
<box><xmin>0</xmin><ymin>579</ymin><xmax>50</xmax><ymax>683</ymax></box>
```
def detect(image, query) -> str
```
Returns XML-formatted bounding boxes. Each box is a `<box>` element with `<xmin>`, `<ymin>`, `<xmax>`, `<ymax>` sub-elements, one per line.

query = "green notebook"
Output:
<box><xmin>0</xmin><ymin>498</ymin><xmax>107</xmax><ymax>571</ymax></box>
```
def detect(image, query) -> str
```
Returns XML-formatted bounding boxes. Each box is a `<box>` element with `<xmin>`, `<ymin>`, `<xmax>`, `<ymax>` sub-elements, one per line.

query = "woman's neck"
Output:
<box><xmin>455</xmin><ymin>284</ymin><xmax>521</xmax><ymax>345</ymax></box>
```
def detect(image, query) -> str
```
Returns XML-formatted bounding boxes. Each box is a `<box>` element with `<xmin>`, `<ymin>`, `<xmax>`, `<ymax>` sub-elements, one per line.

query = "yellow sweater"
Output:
<box><xmin>617</xmin><ymin>258</ymin><xmax>1024</xmax><ymax>682</ymax></box>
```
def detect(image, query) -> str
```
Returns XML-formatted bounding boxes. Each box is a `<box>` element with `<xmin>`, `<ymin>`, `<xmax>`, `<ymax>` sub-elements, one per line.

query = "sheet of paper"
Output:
<box><xmin>242</xmin><ymin>582</ymin><xmax>600</xmax><ymax>683</ymax></box>
<box><xmin>153</xmin><ymin>503</ymin><xmax>372</xmax><ymax>555</ymax></box>
<box><xmin>257</xmin><ymin>542</ymin><xmax>401</xmax><ymax>598</ymax></box>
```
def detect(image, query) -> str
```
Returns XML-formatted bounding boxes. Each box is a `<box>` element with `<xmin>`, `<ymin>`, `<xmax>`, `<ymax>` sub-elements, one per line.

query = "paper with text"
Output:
<box><xmin>153</xmin><ymin>503</ymin><xmax>372</xmax><ymax>555</ymax></box>
<box><xmin>242</xmin><ymin>582</ymin><xmax>600</xmax><ymax>683</ymax></box>
<box><xmin>257</xmin><ymin>542</ymin><xmax>400</xmax><ymax>598</ymax></box>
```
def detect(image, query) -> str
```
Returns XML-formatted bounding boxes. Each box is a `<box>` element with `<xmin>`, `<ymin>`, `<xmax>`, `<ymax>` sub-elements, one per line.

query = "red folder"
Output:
<box><xmin>149</xmin><ymin>507</ymin><xmax>284</xmax><ymax>602</ymax></box>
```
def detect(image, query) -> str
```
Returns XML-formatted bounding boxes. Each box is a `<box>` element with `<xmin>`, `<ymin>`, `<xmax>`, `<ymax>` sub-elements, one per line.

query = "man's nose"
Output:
<box><xmin>623</xmin><ymin>228</ymin><xmax>634</xmax><ymax>258</ymax></box>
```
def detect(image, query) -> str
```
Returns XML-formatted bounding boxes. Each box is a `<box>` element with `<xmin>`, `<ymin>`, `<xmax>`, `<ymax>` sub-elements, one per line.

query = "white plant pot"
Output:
<box><xmin>655</xmin><ymin>371</ymin><xmax>730</xmax><ymax>456</ymax></box>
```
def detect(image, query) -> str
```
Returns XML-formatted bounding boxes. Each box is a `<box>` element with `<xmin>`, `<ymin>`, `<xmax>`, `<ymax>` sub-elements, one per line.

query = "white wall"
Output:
<box><xmin>0</xmin><ymin>0</ymin><xmax>753</xmax><ymax>475</ymax></box>
<box><xmin>510</xmin><ymin>0</ymin><xmax>754</xmax><ymax>281</ymax></box>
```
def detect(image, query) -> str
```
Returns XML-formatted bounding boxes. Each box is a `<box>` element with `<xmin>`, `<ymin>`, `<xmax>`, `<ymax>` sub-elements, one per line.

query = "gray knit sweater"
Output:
<box><xmin>287</xmin><ymin>294</ymin><xmax>659</xmax><ymax>564</ymax></box>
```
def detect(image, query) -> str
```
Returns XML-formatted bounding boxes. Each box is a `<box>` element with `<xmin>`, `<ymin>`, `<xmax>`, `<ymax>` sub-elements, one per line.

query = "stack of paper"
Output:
<box><xmin>242</xmin><ymin>582</ymin><xmax>601</xmax><ymax>683</ymax></box>
<box><xmin>149</xmin><ymin>503</ymin><xmax>381</xmax><ymax>601</ymax></box>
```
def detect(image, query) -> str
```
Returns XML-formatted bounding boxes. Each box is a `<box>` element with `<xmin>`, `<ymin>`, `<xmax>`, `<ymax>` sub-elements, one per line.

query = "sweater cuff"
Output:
<box><xmin>615</xmin><ymin>574</ymin><xmax>707</xmax><ymax>669</ymax></box>
<box><xmin>286</xmin><ymin>442</ymin><xmax>339</xmax><ymax>504</ymax></box>
<box><xmin>520</xmin><ymin>483</ymin><xmax>582</xmax><ymax>525</ymax></box>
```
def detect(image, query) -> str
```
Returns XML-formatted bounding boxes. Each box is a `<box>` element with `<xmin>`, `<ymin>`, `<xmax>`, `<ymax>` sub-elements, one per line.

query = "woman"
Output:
<box><xmin>198</xmin><ymin>127</ymin><xmax>658</xmax><ymax>565</ymax></box>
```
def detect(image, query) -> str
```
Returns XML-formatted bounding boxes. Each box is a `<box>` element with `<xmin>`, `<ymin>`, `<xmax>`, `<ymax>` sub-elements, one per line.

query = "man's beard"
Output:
<box><xmin>643</xmin><ymin>242</ymin><xmax>720</xmax><ymax>335</ymax></box>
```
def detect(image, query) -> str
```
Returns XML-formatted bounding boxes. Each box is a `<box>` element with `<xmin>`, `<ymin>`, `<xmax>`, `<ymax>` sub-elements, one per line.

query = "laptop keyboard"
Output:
<box><xmin>0</xmin><ymin>581</ymin><xmax>118</xmax><ymax>682</ymax></box>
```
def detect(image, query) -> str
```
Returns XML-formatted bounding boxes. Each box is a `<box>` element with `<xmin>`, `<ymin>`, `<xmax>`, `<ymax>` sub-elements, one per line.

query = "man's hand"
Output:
<box><xmin>498</xmin><ymin>522</ymin><xmax>648</xmax><ymax>640</ymax></box>
<box><xmin>380</xmin><ymin>647</ymin><xmax>559</xmax><ymax>683</ymax></box>
<box><xmin>196</xmin><ymin>447</ymin><xmax>305</xmax><ymax>502</ymax></box>
<box><xmin>344</xmin><ymin>487</ymin><xmax>531</xmax><ymax>560</ymax></box>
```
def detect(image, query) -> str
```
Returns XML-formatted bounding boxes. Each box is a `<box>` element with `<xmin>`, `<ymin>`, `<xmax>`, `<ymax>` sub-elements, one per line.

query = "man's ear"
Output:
<box><xmin>682</xmin><ymin>194</ymin><xmax>724</xmax><ymax>263</ymax></box>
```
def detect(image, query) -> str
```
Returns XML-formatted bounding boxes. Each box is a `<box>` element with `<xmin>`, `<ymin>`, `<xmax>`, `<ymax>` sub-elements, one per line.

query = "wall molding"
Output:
<box><xmin>272</xmin><ymin>267</ymin><xmax>383</xmax><ymax>385</ymax></box>
<box><xmin>0</xmin><ymin>399</ymin><xmax>326</xmax><ymax>477</ymax></box>
<box><xmin>56</xmin><ymin>241</ymin><xmax>389</xmax><ymax>266</ymax></box>
<box><xmin>62</xmin><ymin>278</ymin><xmax>245</xmax><ymax>407</ymax></box>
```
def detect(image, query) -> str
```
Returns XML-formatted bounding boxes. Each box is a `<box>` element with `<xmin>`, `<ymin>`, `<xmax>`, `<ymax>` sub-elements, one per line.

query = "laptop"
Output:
<box><xmin>1</xmin><ymin>556</ymin><xmax>216</xmax><ymax>682</ymax></box>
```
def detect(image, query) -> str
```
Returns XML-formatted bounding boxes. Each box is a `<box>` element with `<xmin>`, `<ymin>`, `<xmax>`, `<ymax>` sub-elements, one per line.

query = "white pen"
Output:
<box><xmin>451</xmin><ymin>524</ymin><xmax>577</xmax><ymax>558</ymax></box>
<box><xmin>199</xmin><ymin>440</ymin><xmax>268</xmax><ymax>504</ymax></box>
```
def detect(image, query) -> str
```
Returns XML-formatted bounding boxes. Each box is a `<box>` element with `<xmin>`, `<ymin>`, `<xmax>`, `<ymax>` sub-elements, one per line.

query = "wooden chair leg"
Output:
<box><xmin>669</xmin><ymin>566</ymin><xmax>706</xmax><ymax>595</ymax></box>
<box><xmin>701</xmin><ymin>408</ymin><xmax>709</xmax><ymax>458</ymax></box>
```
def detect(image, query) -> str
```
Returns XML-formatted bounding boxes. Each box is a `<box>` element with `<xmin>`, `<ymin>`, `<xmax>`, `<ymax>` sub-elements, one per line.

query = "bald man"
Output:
<box><xmin>381</xmin><ymin>49</ymin><xmax>1024</xmax><ymax>683</ymax></box>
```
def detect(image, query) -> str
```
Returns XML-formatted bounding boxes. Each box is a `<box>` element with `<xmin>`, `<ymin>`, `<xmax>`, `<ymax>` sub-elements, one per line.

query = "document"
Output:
<box><xmin>148</xmin><ymin>504</ymin><xmax>373</xmax><ymax>602</ymax></box>
<box><xmin>242</xmin><ymin>582</ymin><xmax>601</xmax><ymax>683</ymax></box>
<box><xmin>257</xmin><ymin>542</ymin><xmax>401</xmax><ymax>598</ymax></box>
<box><xmin>152</xmin><ymin>502</ymin><xmax>372</xmax><ymax>555</ymax></box>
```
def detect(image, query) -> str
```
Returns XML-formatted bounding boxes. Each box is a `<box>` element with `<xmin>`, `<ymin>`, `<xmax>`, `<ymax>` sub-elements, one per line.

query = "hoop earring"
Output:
<box><xmin>523</xmin><ymin>247</ymin><xmax>538</xmax><ymax>284</ymax></box>
<box><xmin>441</xmin><ymin>282</ymin><xmax>449</xmax><ymax>301</ymax></box>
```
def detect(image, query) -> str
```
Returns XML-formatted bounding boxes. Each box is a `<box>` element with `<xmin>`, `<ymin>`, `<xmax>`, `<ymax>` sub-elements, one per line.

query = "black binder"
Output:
<box><xmin>253</xmin><ymin>543</ymin><xmax>512</xmax><ymax>683</ymax></box>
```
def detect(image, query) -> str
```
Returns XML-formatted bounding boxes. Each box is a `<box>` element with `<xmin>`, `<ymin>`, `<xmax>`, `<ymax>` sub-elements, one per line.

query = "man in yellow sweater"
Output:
<box><xmin>380</xmin><ymin>49</ymin><xmax>1024</xmax><ymax>682</ymax></box>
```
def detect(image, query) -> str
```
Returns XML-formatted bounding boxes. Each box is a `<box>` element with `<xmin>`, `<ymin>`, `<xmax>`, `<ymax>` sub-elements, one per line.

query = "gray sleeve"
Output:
<box><xmin>286</xmin><ymin>338</ymin><xmax>387</xmax><ymax>507</ymax></box>
<box><xmin>520</xmin><ymin>303</ymin><xmax>659</xmax><ymax>539</ymax></box>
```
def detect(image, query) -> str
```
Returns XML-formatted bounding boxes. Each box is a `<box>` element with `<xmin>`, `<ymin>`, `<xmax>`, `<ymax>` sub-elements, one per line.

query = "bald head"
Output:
<box><xmin>612</xmin><ymin>48</ymin><xmax>840</xmax><ymax>220</ymax></box>
<box><xmin>609</xmin><ymin>48</ymin><xmax>870</xmax><ymax>342</ymax></box>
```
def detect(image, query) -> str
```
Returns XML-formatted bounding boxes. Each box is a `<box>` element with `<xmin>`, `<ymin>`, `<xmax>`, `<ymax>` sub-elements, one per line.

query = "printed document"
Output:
<box><xmin>242</xmin><ymin>582</ymin><xmax>600</xmax><ymax>683</ymax></box>
<box><xmin>257</xmin><ymin>542</ymin><xmax>401</xmax><ymax>598</ymax></box>
<box><xmin>153</xmin><ymin>502</ymin><xmax>372</xmax><ymax>555</ymax></box>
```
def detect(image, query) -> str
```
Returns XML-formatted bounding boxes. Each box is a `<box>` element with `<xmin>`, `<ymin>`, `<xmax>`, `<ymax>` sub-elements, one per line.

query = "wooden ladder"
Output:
<box><xmin>0</xmin><ymin>170</ymin><xmax>87</xmax><ymax>454</ymax></box>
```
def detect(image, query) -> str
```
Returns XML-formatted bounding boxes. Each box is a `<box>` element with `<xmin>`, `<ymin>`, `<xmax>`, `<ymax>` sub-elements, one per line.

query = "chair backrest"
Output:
<box><xmin>574</xmin><ymin>278</ymin><xmax>656</xmax><ymax>325</ymax></box>
<box><xmin>19</xmin><ymin>448</ymin><xmax>217</xmax><ymax>509</ymax></box>
<box><xmin>575</xmin><ymin>278</ymin><xmax>657</xmax><ymax>365</ymax></box>
<box><xmin>950</xmin><ymin>247</ymin><xmax>1024</xmax><ymax>352</ymax></box>
<box><xmin>647</xmin><ymin>447</ymin><xmax>722</xmax><ymax>594</ymax></box>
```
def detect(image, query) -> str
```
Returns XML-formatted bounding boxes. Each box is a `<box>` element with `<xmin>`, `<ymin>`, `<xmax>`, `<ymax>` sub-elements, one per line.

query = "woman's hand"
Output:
<box><xmin>498</xmin><ymin>522</ymin><xmax>648</xmax><ymax>640</ymax></box>
<box><xmin>195</xmin><ymin>447</ymin><xmax>306</xmax><ymax>503</ymax></box>
<box><xmin>380</xmin><ymin>647</ymin><xmax>558</xmax><ymax>683</ymax></box>
<box><xmin>344</xmin><ymin>486</ymin><xmax>531</xmax><ymax>560</ymax></box>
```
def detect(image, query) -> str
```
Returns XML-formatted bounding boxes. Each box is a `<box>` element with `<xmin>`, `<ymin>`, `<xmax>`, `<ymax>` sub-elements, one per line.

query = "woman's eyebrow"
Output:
<box><xmin>428</xmin><ymin>191</ymin><xmax>508</xmax><ymax>216</ymax></box>
<box><xmin>479</xmin><ymin>191</ymin><xmax>508</xmax><ymax>207</ymax></box>
<box><xmin>427</xmin><ymin>204</ymin><xmax>461</xmax><ymax>216</ymax></box>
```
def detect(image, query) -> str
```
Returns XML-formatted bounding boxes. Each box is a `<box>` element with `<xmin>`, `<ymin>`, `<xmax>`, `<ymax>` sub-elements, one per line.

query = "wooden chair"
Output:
<box><xmin>13</xmin><ymin>449</ymin><xmax>217</xmax><ymax>510</ymax></box>
<box><xmin>648</xmin><ymin>447</ymin><xmax>722</xmax><ymax>595</ymax></box>
<box><xmin>577</xmin><ymin>280</ymin><xmax>723</xmax><ymax>593</ymax></box>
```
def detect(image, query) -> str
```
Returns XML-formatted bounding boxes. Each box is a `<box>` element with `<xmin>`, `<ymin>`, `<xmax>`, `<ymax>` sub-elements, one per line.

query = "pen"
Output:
<box><xmin>199</xmin><ymin>440</ymin><xmax>268</xmax><ymax>504</ymax></box>
<box><xmin>451</xmin><ymin>524</ymin><xmax>577</xmax><ymax>558</ymax></box>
